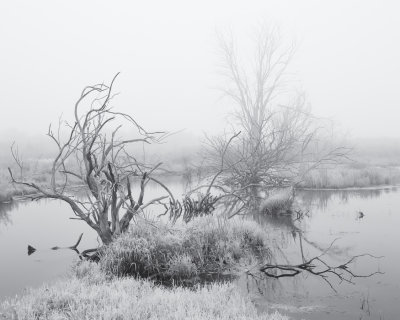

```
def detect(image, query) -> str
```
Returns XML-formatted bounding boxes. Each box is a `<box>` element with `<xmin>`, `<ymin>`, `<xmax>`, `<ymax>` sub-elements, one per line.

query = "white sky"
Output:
<box><xmin>0</xmin><ymin>0</ymin><xmax>399</xmax><ymax>142</ymax></box>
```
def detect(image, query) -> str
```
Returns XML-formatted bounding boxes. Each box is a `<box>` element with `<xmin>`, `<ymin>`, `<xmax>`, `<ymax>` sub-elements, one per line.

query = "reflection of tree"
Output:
<box><xmin>297</xmin><ymin>188</ymin><xmax>392</xmax><ymax>210</ymax></box>
<box><xmin>238</xmin><ymin>272</ymin><xmax>286</xmax><ymax>301</ymax></box>
<box><xmin>252</xmin><ymin>210</ymin><xmax>297</xmax><ymax>232</ymax></box>
<box><xmin>0</xmin><ymin>200</ymin><xmax>18</xmax><ymax>226</ymax></box>
<box><xmin>211</xmin><ymin>185</ymin><xmax>388</xmax><ymax>301</ymax></box>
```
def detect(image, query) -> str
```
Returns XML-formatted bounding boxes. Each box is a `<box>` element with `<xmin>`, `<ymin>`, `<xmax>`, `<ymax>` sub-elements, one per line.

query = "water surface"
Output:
<box><xmin>246</xmin><ymin>187</ymin><xmax>400</xmax><ymax>320</ymax></box>
<box><xmin>0</xmin><ymin>183</ymin><xmax>399</xmax><ymax>320</ymax></box>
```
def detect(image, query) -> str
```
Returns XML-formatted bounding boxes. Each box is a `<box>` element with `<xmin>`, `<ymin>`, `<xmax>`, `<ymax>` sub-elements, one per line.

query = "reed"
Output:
<box><xmin>300</xmin><ymin>166</ymin><xmax>400</xmax><ymax>189</ymax></box>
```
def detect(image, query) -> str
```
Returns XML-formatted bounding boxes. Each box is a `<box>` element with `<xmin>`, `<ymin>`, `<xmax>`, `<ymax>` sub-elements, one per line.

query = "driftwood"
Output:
<box><xmin>255</xmin><ymin>238</ymin><xmax>383</xmax><ymax>292</ymax></box>
<box><xmin>26</xmin><ymin>233</ymin><xmax>103</xmax><ymax>262</ymax></box>
<box><xmin>27</xmin><ymin>245</ymin><xmax>36</xmax><ymax>256</ymax></box>
<box><xmin>51</xmin><ymin>233</ymin><xmax>83</xmax><ymax>250</ymax></box>
<box><xmin>27</xmin><ymin>233</ymin><xmax>84</xmax><ymax>256</ymax></box>
<box><xmin>80</xmin><ymin>248</ymin><xmax>101</xmax><ymax>261</ymax></box>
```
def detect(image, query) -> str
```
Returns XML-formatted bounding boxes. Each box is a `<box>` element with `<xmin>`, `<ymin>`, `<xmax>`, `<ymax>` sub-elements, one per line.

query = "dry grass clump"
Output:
<box><xmin>300</xmin><ymin>166</ymin><xmax>400</xmax><ymax>189</ymax></box>
<box><xmin>259</xmin><ymin>188</ymin><xmax>294</xmax><ymax>215</ymax></box>
<box><xmin>1</xmin><ymin>261</ymin><xmax>287</xmax><ymax>320</ymax></box>
<box><xmin>166</xmin><ymin>254</ymin><xmax>198</xmax><ymax>278</ymax></box>
<box><xmin>99</xmin><ymin>217</ymin><xmax>269</xmax><ymax>280</ymax></box>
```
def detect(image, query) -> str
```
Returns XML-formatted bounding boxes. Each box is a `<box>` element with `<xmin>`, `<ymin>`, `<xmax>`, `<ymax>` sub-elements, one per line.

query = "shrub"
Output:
<box><xmin>259</xmin><ymin>188</ymin><xmax>294</xmax><ymax>215</ymax></box>
<box><xmin>99</xmin><ymin>217</ymin><xmax>270</xmax><ymax>280</ymax></box>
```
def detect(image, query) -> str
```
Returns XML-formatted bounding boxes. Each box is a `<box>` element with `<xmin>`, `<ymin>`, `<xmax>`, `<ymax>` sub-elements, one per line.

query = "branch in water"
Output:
<box><xmin>255</xmin><ymin>239</ymin><xmax>384</xmax><ymax>292</ymax></box>
<box><xmin>50</xmin><ymin>233</ymin><xmax>84</xmax><ymax>250</ymax></box>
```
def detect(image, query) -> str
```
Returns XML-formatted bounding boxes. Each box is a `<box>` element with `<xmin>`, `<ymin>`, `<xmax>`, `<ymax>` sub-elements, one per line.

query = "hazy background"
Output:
<box><xmin>0</xmin><ymin>0</ymin><xmax>399</xmax><ymax>159</ymax></box>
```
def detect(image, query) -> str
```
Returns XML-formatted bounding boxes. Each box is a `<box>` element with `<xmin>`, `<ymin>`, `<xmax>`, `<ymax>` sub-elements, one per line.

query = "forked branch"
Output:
<box><xmin>257</xmin><ymin>239</ymin><xmax>383</xmax><ymax>292</ymax></box>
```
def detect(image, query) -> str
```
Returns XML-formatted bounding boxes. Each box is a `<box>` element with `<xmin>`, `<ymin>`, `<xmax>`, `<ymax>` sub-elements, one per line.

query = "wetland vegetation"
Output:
<box><xmin>1</xmin><ymin>27</ymin><xmax>399</xmax><ymax>320</ymax></box>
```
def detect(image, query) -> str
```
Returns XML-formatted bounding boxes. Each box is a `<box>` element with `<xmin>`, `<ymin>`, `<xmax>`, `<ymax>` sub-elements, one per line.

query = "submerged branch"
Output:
<box><xmin>51</xmin><ymin>233</ymin><xmax>84</xmax><ymax>250</ymax></box>
<box><xmin>256</xmin><ymin>238</ymin><xmax>384</xmax><ymax>292</ymax></box>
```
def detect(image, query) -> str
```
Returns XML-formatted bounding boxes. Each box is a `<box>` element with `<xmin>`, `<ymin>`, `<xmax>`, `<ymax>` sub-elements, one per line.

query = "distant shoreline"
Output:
<box><xmin>297</xmin><ymin>184</ymin><xmax>399</xmax><ymax>192</ymax></box>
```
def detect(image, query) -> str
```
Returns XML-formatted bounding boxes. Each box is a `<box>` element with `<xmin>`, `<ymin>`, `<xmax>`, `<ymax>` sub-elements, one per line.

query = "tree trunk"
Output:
<box><xmin>98</xmin><ymin>219</ymin><xmax>113</xmax><ymax>245</ymax></box>
<box><xmin>98</xmin><ymin>230</ymin><xmax>113</xmax><ymax>245</ymax></box>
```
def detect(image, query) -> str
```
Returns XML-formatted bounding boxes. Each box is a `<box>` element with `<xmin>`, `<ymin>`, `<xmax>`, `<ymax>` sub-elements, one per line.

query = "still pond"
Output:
<box><xmin>0</xmin><ymin>181</ymin><xmax>399</xmax><ymax>319</ymax></box>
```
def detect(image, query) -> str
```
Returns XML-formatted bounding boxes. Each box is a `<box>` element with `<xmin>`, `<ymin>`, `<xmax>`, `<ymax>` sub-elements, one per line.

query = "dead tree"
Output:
<box><xmin>9</xmin><ymin>74</ymin><xmax>173</xmax><ymax>244</ymax></box>
<box><xmin>203</xmin><ymin>27</ymin><xmax>348</xmax><ymax>204</ymax></box>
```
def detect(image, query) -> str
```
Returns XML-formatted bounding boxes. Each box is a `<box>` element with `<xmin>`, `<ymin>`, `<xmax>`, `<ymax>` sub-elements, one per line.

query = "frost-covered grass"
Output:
<box><xmin>0</xmin><ymin>182</ymin><xmax>35</xmax><ymax>202</ymax></box>
<box><xmin>0</xmin><ymin>261</ymin><xmax>287</xmax><ymax>320</ymax></box>
<box><xmin>259</xmin><ymin>188</ymin><xmax>294</xmax><ymax>215</ymax></box>
<box><xmin>300</xmin><ymin>165</ymin><xmax>400</xmax><ymax>189</ymax></box>
<box><xmin>100</xmin><ymin>217</ymin><xmax>270</xmax><ymax>280</ymax></box>
<box><xmin>0</xmin><ymin>161</ymin><xmax>51</xmax><ymax>201</ymax></box>
<box><xmin>0</xmin><ymin>162</ymin><xmax>82</xmax><ymax>202</ymax></box>
<box><xmin>0</xmin><ymin>169</ymin><xmax>19</xmax><ymax>202</ymax></box>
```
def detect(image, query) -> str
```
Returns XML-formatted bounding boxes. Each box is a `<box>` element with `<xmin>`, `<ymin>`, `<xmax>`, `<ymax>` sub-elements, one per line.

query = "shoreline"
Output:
<box><xmin>297</xmin><ymin>184</ymin><xmax>399</xmax><ymax>192</ymax></box>
<box><xmin>2</xmin><ymin>183</ymin><xmax>399</xmax><ymax>205</ymax></box>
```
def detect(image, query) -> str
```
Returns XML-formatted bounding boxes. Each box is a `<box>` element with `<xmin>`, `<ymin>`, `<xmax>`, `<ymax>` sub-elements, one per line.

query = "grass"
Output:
<box><xmin>299</xmin><ymin>165</ymin><xmax>400</xmax><ymax>189</ymax></box>
<box><xmin>259</xmin><ymin>188</ymin><xmax>294</xmax><ymax>215</ymax></box>
<box><xmin>0</xmin><ymin>261</ymin><xmax>287</xmax><ymax>320</ymax></box>
<box><xmin>99</xmin><ymin>217</ymin><xmax>270</xmax><ymax>280</ymax></box>
<box><xmin>0</xmin><ymin>183</ymin><xmax>36</xmax><ymax>202</ymax></box>
<box><xmin>0</xmin><ymin>164</ymin><xmax>51</xmax><ymax>202</ymax></box>
<box><xmin>0</xmin><ymin>163</ymin><xmax>83</xmax><ymax>202</ymax></box>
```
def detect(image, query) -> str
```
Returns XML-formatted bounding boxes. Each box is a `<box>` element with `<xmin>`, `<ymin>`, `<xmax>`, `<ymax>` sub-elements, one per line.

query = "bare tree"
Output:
<box><xmin>202</xmin><ymin>27</ymin><xmax>347</xmax><ymax>201</ymax></box>
<box><xmin>8</xmin><ymin>74</ymin><xmax>173</xmax><ymax>244</ymax></box>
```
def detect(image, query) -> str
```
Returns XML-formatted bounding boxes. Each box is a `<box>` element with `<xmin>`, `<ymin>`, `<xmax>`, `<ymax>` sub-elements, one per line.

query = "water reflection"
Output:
<box><xmin>0</xmin><ymin>200</ymin><xmax>19</xmax><ymax>226</ymax></box>
<box><xmin>239</xmin><ymin>187</ymin><xmax>399</xmax><ymax>320</ymax></box>
<box><xmin>298</xmin><ymin>186</ymin><xmax>397</xmax><ymax>210</ymax></box>
<box><xmin>1</xmin><ymin>182</ymin><xmax>399</xmax><ymax>319</ymax></box>
<box><xmin>253</xmin><ymin>211</ymin><xmax>298</xmax><ymax>232</ymax></box>
<box><xmin>0</xmin><ymin>199</ymin><xmax>99</xmax><ymax>300</ymax></box>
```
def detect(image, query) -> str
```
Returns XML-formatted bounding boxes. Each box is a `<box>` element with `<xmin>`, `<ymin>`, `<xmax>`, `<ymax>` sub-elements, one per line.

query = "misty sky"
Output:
<box><xmin>1</xmin><ymin>0</ymin><xmax>399</xmax><ymax>143</ymax></box>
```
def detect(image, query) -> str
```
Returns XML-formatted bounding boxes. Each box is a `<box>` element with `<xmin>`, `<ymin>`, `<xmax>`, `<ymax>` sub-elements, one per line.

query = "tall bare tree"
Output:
<box><xmin>203</xmin><ymin>27</ymin><xmax>346</xmax><ymax>197</ymax></box>
<box><xmin>8</xmin><ymin>74</ymin><xmax>173</xmax><ymax>244</ymax></box>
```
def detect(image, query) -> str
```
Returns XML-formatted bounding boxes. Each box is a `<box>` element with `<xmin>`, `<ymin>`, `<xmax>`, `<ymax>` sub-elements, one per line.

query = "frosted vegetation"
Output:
<box><xmin>1</xmin><ymin>157</ymin><xmax>399</xmax><ymax>204</ymax></box>
<box><xmin>259</xmin><ymin>188</ymin><xmax>294</xmax><ymax>215</ymax></box>
<box><xmin>1</xmin><ymin>261</ymin><xmax>286</xmax><ymax>320</ymax></box>
<box><xmin>99</xmin><ymin>217</ymin><xmax>269</xmax><ymax>280</ymax></box>
<box><xmin>1</xmin><ymin>28</ymin><xmax>399</xmax><ymax>319</ymax></box>
<box><xmin>300</xmin><ymin>165</ymin><xmax>400</xmax><ymax>189</ymax></box>
<box><xmin>0</xmin><ymin>217</ymin><xmax>286</xmax><ymax>320</ymax></box>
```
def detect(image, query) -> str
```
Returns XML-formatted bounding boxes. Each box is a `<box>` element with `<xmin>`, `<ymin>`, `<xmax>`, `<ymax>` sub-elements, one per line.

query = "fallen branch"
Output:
<box><xmin>51</xmin><ymin>233</ymin><xmax>84</xmax><ymax>250</ymax></box>
<box><xmin>256</xmin><ymin>239</ymin><xmax>384</xmax><ymax>292</ymax></box>
<box><xmin>80</xmin><ymin>247</ymin><xmax>101</xmax><ymax>262</ymax></box>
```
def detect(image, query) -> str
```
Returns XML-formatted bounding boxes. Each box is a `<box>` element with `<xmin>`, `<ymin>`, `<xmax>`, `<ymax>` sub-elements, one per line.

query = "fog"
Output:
<box><xmin>1</xmin><ymin>0</ymin><xmax>399</xmax><ymax>146</ymax></box>
<box><xmin>2</xmin><ymin>3</ymin><xmax>400</xmax><ymax>318</ymax></box>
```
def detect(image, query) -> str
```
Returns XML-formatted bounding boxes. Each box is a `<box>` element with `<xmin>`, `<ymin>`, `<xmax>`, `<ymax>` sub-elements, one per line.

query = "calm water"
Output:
<box><xmin>0</xmin><ymin>200</ymin><xmax>99</xmax><ymax>299</ymax></box>
<box><xmin>245</xmin><ymin>187</ymin><xmax>400</xmax><ymax>320</ymax></box>
<box><xmin>0</xmin><ymin>178</ymin><xmax>184</xmax><ymax>300</ymax></box>
<box><xmin>0</xmin><ymin>182</ymin><xmax>399</xmax><ymax>319</ymax></box>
